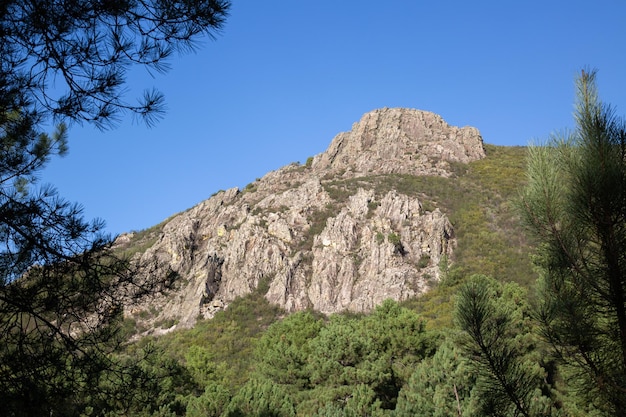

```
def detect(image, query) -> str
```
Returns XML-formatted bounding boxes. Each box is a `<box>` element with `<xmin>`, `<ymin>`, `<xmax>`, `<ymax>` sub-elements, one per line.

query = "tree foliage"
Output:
<box><xmin>250</xmin><ymin>300</ymin><xmax>433</xmax><ymax>415</ymax></box>
<box><xmin>0</xmin><ymin>105</ymin><xmax>145</xmax><ymax>416</ymax></box>
<box><xmin>520</xmin><ymin>69</ymin><xmax>626</xmax><ymax>415</ymax></box>
<box><xmin>223</xmin><ymin>377</ymin><xmax>296</xmax><ymax>417</ymax></box>
<box><xmin>395</xmin><ymin>337</ymin><xmax>478</xmax><ymax>417</ymax></box>
<box><xmin>0</xmin><ymin>1</ymin><xmax>230</xmax><ymax>415</ymax></box>
<box><xmin>254</xmin><ymin>311</ymin><xmax>324</xmax><ymax>389</ymax></box>
<box><xmin>455</xmin><ymin>275</ymin><xmax>553</xmax><ymax>417</ymax></box>
<box><xmin>1</xmin><ymin>0</ymin><xmax>230</xmax><ymax>128</ymax></box>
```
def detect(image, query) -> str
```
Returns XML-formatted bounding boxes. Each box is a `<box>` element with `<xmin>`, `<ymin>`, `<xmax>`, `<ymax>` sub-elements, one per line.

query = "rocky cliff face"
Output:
<box><xmin>313</xmin><ymin>107</ymin><xmax>483</xmax><ymax>177</ymax></box>
<box><xmin>121</xmin><ymin>108</ymin><xmax>485</xmax><ymax>335</ymax></box>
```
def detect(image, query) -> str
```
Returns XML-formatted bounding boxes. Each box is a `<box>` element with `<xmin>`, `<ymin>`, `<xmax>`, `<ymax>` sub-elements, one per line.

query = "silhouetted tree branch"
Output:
<box><xmin>0</xmin><ymin>1</ymin><xmax>230</xmax><ymax>415</ymax></box>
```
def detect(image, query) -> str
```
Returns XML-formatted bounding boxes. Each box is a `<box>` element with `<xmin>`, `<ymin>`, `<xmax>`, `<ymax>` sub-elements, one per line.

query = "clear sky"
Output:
<box><xmin>43</xmin><ymin>1</ymin><xmax>626</xmax><ymax>236</ymax></box>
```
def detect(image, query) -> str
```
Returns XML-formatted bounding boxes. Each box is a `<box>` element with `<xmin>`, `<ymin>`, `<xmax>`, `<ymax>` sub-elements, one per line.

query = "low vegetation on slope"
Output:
<box><xmin>323</xmin><ymin>144</ymin><xmax>532</xmax><ymax>286</ymax></box>
<box><xmin>316</xmin><ymin>144</ymin><xmax>534</xmax><ymax>329</ymax></box>
<box><xmin>93</xmin><ymin>144</ymin><xmax>553</xmax><ymax>416</ymax></box>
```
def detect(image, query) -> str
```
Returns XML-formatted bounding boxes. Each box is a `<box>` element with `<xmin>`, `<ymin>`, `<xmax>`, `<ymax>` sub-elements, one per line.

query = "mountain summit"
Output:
<box><xmin>313</xmin><ymin>107</ymin><xmax>484</xmax><ymax>176</ymax></box>
<box><xmin>120</xmin><ymin>108</ymin><xmax>485</xmax><ymax>335</ymax></box>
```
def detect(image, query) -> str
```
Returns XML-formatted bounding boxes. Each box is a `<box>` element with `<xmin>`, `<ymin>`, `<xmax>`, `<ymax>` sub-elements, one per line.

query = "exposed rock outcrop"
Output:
<box><xmin>313</xmin><ymin>107</ymin><xmax>484</xmax><ymax>177</ymax></box>
<box><xmin>123</xmin><ymin>108</ymin><xmax>485</xmax><ymax>334</ymax></box>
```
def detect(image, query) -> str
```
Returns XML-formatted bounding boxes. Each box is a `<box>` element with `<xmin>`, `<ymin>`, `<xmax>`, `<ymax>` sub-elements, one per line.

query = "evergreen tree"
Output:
<box><xmin>395</xmin><ymin>337</ymin><xmax>478</xmax><ymax>417</ymax></box>
<box><xmin>0</xmin><ymin>1</ymin><xmax>230</xmax><ymax>415</ymax></box>
<box><xmin>520</xmin><ymin>69</ymin><xmax>626</xmax><ymax>415</ymax></box>
<box><xmin>223</xmin><ymin>377</ymin><xmax>296</xmax><ymax>417</ymax></box>
<box><xmin>454</xmin><ymin>275</ymin><xmax>553</xmax><ymax>417</ymax></box>
<box><xmin>185</xmin><ymin>381</ymin><xmax>231</xmax><ymax>417</ymax></box>
<box><xmin>1</xmin><ymin>0</ymin><xmax>230</xmax><ymax>128</ymax></box>
<box><xmin>255</xmin><ymin>311</ymin><xmax>324</xmax><ymax>390</ymax></box>
<box><xmin>311</xmin><ymin>384</ymin><xmax>386</xmax><ymax>417</ymax></box>
<box><xmin>301</xmin><ymin>300</ymin><xmax>432</xmax><ymax>414</ymax></box>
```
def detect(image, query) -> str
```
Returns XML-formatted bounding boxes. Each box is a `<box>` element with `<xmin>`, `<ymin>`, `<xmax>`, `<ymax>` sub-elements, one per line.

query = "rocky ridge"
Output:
<box><xmin>121</xmin><ymin>107</ymin><xmax>485</xmax><ymax>335</ymax></box>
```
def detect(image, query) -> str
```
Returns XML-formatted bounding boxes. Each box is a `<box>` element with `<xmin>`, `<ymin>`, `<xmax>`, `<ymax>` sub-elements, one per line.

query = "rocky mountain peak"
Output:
<box><xmin>313</xmin><ymin>107</ymin><xmax>485</xmax><ymax>177</ymax></box>
<box><xmin>120</xmin><ymin>108</ymin><xmax>486</xmax><ymax>336</ymax></box>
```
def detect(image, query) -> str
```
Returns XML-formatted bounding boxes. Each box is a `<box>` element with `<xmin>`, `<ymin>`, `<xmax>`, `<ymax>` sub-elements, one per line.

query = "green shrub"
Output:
<box><xmin>417</xmin><ymin>254</ymin><xmax>430</xmax><ymax>269</ymax></box>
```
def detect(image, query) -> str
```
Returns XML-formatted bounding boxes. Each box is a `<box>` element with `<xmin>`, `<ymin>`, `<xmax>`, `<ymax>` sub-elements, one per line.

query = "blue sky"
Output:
<box><xmin>43</xmin><ymin>1</ymin><xmax>626</xmax><ymax>236</ymax></box>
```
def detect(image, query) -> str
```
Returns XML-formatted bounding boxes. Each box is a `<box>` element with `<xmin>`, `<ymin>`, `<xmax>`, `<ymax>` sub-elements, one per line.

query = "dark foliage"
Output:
<box><xmin>1</xmin><ymin>0</ymin><xmax>230</xmax><ymax>128</ymax></box>
<box><xmin>521</xmin><ymin>69</ymin><xmax>626</xmax><ymax>415</ymax></box>
<box><xmin>0</xmin><ymin>1</ymin><xmax>230</xmax><ymax>415</ymax></box>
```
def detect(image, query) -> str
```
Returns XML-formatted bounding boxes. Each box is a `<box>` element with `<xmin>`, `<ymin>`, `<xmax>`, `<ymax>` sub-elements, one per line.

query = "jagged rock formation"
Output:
<box><xmin>121</xmin><ymin>108</ymin><xmax>485</xmax><ymax>335</ymax></box>
<box><xmin>313</xmin><ymin>107</ymin><xmax>484</xmax><ymax>177</ymax></box>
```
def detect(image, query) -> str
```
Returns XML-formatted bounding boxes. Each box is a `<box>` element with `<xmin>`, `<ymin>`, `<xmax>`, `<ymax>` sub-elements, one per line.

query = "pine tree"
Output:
<box><xmin>0</xmin><ymin>1</ymin><xmax>230</xmax><ymax>415</ymax></box>
<box><xmin>455</xmin><ymin>275</ymin><xmax>552</xmax><ymax>417</ymax></box>
<box><xmin>0</xmin><ymin>92</ymin><xmax>181</xmax><ymax>417</ymax></box>
<box><xmin>223</xmin><ymin>377</ymin><xmax>296</xmax><ymax>417</ymax></box>
<box><xmin>1</xmin><ymin>0</ymin><xmax>230</xmax><ymax>128</ymax></box>
<box><xmin>521</xmin><ymin>69</ymin><xmax>626</xmax><ymax>415</ymax></box>
<box><xmin>395</xmin><ymin>337</ymin><xmax>478</xmax><ymax>417</ymax></box>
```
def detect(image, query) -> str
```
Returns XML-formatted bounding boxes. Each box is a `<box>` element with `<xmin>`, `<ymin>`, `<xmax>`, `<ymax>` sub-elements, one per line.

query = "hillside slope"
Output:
<box><xmin>115</xmin><ymin>108</ymin><xmax>532</xmax><ymax>336</ymax></box>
